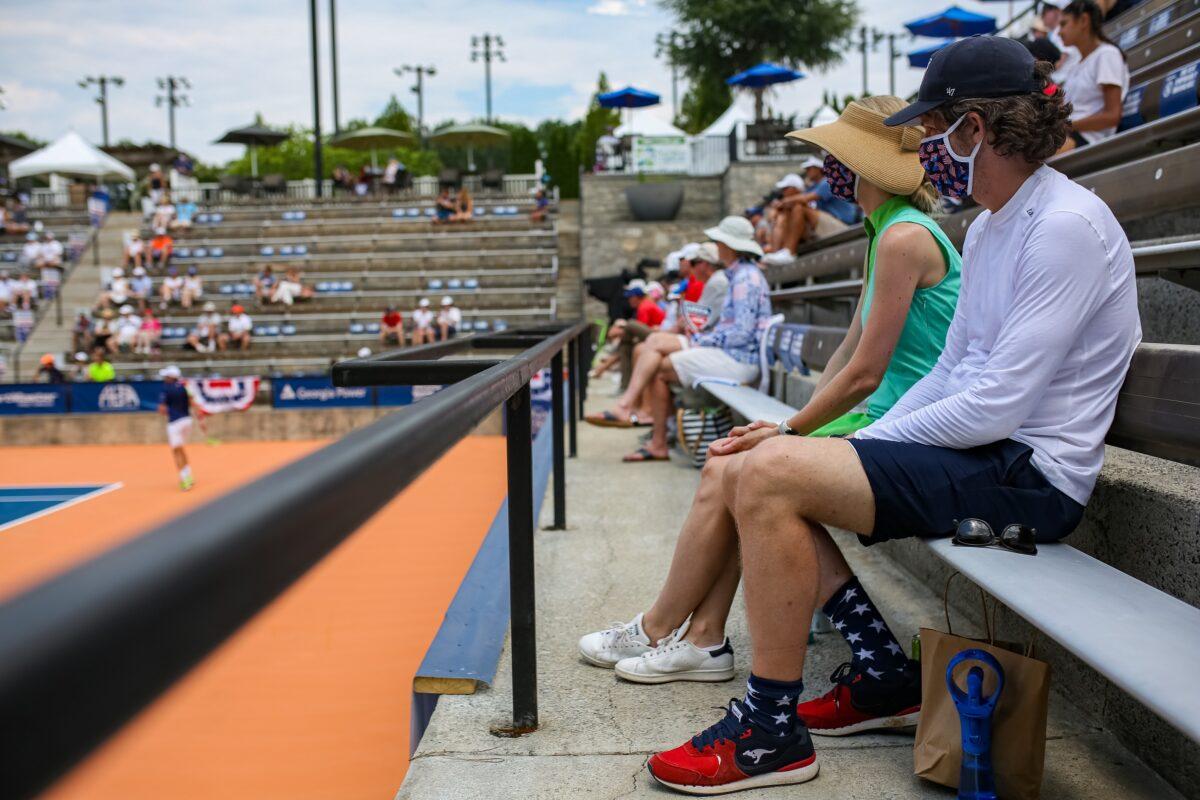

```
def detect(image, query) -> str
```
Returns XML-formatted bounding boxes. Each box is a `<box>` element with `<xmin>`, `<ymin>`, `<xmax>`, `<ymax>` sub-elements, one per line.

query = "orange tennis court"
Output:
<box><xmin>0</xmin><ymin>437</ymin><xmax>508</xmax><ymax>800</ymax></box>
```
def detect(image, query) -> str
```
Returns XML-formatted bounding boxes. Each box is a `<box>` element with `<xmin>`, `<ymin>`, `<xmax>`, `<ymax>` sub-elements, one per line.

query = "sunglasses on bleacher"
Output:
<box><xmin>951</xmin><ymin>518</ymin><xmax>1038</xmax><ymax>556</ymax></box>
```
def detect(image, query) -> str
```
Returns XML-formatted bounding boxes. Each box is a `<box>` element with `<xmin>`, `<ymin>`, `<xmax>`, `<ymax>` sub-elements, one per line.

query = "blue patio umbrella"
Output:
<box><xmin>904</xmin><ymin>5</ymin><xmax>997</xmax><ymax>38</ymax></box>
<box><xmin>908</xmin><ymin>39</ymin><xmax>956</xmax><ymax>69</ymax></box>
<box><xmin>727</xmin><ymin>62</ymin><xmax>806</xmax><ymax>121</ymax></box>
<box><xmin>597</xmin><ymin>86</ymin><xmax>661</xmax><ymax>109</ymax></box>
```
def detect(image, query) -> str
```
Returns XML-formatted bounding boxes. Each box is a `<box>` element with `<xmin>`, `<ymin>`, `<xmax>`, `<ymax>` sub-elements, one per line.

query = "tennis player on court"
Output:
<box><xmin>158</xmin><ymin>365</ymin><xmax>195</xmax><ymax>491</ymax></box>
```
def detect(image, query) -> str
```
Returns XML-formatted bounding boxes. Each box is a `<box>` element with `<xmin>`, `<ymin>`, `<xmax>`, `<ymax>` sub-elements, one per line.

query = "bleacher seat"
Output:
<box><xmin>428</xmin><ymin>279</ymin><xmax>444</xmax><ymax>290</ymax></box>
<box><xmin>366</xmin><ymin>322</ymin><xmax>381</xmax><ymax>333</ymax></box>
<box><xmin>280</xmin><ymin>245</ymin><xmax>294</xmax><ymax>256</ymax></box>
<box><xmin>193</xmin><ymin>248</ymin><xmax>208</xmax><ymax>257</ymax></box>
<box><xmin>349</xmin><ymin>323</ymin><xmax>365</xmax><ymax>334</ymax></box>
<box><xmin>1120</xmin><ymin>59</ymin><xmax>1198</xmax><ymax>131</ymax></box>
<box><xmin>281</xmin><ymin>324</ymin><xmax>297</xmax><ymax>336</ymax></box>
<box><xmin>176</xmin><ymin>247</ymin><xmax>191</xmax><ymax>257</ymax></box>
<box><xmin>473</xmin><ymin>320</ymin><xmax>489</xmax><ymax>332</ymax></box>
<box><xmin>464</xmin><ymin>278</ymin><xmax>479</xmax><ymax>290</ymax></box>
<box><xmin>447</xmin><ymin>278</ymin><xmax>463</xmax><ymax>289</ymax></box>
<box><xmin>261</xmin><ymin>246</ymin><xmax>275</xmax><ymax>256</ymax></box>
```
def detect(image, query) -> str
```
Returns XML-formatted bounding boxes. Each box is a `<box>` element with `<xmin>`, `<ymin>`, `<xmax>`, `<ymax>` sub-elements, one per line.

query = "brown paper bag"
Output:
<box><xmin>913</xmin><ymin>576</ymin><xmax>1052</xmax><ymax>800</ymax></box>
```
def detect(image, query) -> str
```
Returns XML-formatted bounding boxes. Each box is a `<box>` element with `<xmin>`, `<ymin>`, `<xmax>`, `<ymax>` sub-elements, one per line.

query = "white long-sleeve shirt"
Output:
<box><xmin>857</xmin><ymin>166</ymin><xmax>1140</xmax><ymax>506</ymax></box>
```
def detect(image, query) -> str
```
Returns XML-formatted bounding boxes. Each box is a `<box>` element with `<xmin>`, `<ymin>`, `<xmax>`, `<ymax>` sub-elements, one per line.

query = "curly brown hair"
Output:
<box><xmin>929</xmin><ymin>62</ymin><xmax>1072</xmax><ymax>164</ymax></box>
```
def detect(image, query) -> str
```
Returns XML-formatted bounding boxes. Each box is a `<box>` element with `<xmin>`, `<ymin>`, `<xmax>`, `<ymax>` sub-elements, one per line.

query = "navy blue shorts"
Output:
<box><xmin>846</xmin><ymin>438</ymin><xmax>1085</xmax><ymax>546</ymax></box>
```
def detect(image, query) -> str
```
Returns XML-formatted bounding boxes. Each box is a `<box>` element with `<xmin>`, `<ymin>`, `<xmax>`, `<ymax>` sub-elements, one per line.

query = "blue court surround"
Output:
<box><xmin>0</xmin><ymin>484</ymin><xmax>122</xmax><ymax>532</ymax></box>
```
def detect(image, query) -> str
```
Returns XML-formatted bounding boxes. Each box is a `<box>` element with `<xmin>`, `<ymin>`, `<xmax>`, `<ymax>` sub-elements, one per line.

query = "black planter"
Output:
<box><xmin>624</xmin><ymin>182</ymin><xmax>684</xmax><ymax>221</ymax></box>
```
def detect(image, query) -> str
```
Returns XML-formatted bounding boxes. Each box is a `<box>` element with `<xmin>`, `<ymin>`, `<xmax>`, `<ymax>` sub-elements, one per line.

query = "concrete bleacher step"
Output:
<box><xmin>151</xmin><ymin>252</ymin><xmax>557</xmax><ymax>277</ymax></box>
<box><xmin>170</xmin><ymin>229</ymin><xmax>556</xmax><ymax>260</ymax></box>
<box><xmin>170</xmin><ymin>216</ymin><xmax>545</xmax><ymax>240</ymax></box>
<box><xmin>398</xmin><ymin>410</ymin><xmax>1185</xmax><ymax>800</ymax></box>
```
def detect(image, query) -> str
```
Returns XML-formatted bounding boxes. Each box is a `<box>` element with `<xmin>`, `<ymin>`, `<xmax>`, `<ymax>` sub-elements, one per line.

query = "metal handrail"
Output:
<box><xmin>0</xmin><ymin>320</ymin><xmax>590</xmax><ymax>800</ymax></box>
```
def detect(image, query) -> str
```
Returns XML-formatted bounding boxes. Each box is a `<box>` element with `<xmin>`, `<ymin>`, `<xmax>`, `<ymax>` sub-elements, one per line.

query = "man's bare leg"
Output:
<box><xmin>730</xmin><ymin>436</ymin><xmax>875</xmax><ymax>679</ymax></box>
<box><xmin>639</xmin><ymin>359</ymin><xmax>678</xmax><ymax>458</ymax></box>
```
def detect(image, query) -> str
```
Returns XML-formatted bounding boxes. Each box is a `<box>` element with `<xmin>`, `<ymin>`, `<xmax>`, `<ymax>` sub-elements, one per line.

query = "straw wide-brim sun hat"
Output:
<box><xmin>786</xmin><ymin>102</ymin><xmax>926</xmax><ymax>196</ymax></box>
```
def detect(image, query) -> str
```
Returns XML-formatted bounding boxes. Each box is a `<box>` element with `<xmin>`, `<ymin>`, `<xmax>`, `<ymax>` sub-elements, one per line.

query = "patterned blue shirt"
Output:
<box><xmin>692</xmin><ymin>259</ymin><xmax>773</xmax><ymax>365</ymax></box>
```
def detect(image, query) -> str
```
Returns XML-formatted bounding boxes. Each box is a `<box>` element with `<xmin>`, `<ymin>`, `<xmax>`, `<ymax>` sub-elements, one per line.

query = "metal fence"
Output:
<box><xmin>0</xmin><ymin>321</ymin><xmax>591</xmax><ymax>800</ymax></box>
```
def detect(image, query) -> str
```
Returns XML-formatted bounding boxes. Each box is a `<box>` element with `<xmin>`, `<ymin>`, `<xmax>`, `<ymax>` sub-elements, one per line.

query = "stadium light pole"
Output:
<box><xmin>329</xmin><ymin>0</ymin><xmax>340</xmax><ymax>134</ymax></box>
<box><xmin>79</xmin><ymin>75</ymin><xmax>124</xmax><ymax>147</ymax></box>
<box><xmin>155</xmin><ymin>75</ymin><xmax>190</xmax><ymax>150</ymax></box>
<box><xmin>470</xmin><ymin>33</ymin><xmax>506</xmax><ymax>122</ymax></box>
<box><xmin>309</xmin><ymin>0</ymin><xmax>324</xmax><ymax>196</ymax></box>
<box><xmin>396</xmin><ymin>64</ymin><xmax>436</xmax><ymax>147</ymax></box>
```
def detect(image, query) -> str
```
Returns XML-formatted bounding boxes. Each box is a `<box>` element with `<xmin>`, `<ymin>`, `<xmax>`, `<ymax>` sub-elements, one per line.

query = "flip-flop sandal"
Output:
<box><xmin>629</xmin><ymin>414</ymin><xmax>654</xmax><ymax>427</ymax></box>
<box><xmin>586</xmin><ymin>410</ymin><xmax>634</xmax><ymax>428</ymax></box>
<box><xmin>622</xmin><ymin>447</ymin><xmax>669</xmax><ymax>463</ymax></box>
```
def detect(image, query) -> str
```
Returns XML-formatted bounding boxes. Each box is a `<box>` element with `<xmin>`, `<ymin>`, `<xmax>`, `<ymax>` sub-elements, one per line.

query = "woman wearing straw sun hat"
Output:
<box><xmin>576</xmin><ymin>97</ymin><xmax>964</xmax><ymax>712</ymax></box>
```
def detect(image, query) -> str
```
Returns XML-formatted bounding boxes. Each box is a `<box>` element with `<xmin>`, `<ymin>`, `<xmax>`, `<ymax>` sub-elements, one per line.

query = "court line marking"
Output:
<box><xmin>0</xmin><ymin>483</ymin><xmax>124</xmax><ymax>534</ymax></box>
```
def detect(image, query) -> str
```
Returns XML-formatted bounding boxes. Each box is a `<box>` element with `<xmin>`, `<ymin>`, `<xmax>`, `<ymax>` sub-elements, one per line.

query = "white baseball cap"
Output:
<box><xmin>694</xmin><ymin>242</ymin><xmax>720</xmax><ymax>265</ymax></box>
<box><xmin>680</xmin><ymin>242</ymin><xmax>702</xmax><ymax>261</ymax></box>
<box><xmin>663</xmin><ymin>250</ymin><xmax>683</xmax><ymax>273</ymax></box>
<box><xmin>133</xmin><ymin>266</ymin><xmax>146</xmax><ymax>276</ymax></box>
<box><xmin>203</xmin><ymin>301</ymin><xmax>216</xmax><ymax>312</ymax></box>
<box><xmin>419</xmin><ymin>298</ymin><xmax>430</xmax><ymax>307</ymax></box>
<box><xmin>112</xmin><ymin>267</ymin><xmax>124</xmax><ymax>277</ymax></box>
<box><xmin>74</xmin><ymin>351</ymin><xmax>88</xmax><ymax>363</ymax></box>
<box><xmin>119</xmin><ymin>304</ymin><xmax>133</xmax><ymax>314</ymax></box>
<box><xmin>704</xmin><ymin>215</ymin><xmax>764</xmax><ymax>258</ymax></box>
<box><xmin>775</xmin><ymin>172</ymin><xmax>806</xmax><ymax>191</ymax></box>
<box><xmin>625</xmin><ymin>278</ymin><xmax>647</xmax><ymax>292</ymax></box>
<box><xmin>800</xmin><ymin>156</ymin><xmax>824</xmax><ymax>171</ymax></box>
<box><xmin>159</xmin><ymin>365</ymin><xmax>182</xmax><ymax>379</ymax></box>
<box><xmin>441</xmin><ymin>296</ymin><xmax>454</xmax><ymax>306</ymax></box>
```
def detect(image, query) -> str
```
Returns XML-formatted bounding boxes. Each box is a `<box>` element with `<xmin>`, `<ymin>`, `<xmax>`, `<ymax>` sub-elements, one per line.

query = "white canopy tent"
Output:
<box><xmin>8</xmin><ymin>131</ymin><xmax>134</xmax><ymax>180</ymax></box>
<box><xmin>615</xmin><ymin>114</ymin><xmax>686</xmax><ymax>138</ymax></box>
<box><xmin>698</xmin><ymin>102</ymin><xmax>755</xmax><ymax>138</ymax></box>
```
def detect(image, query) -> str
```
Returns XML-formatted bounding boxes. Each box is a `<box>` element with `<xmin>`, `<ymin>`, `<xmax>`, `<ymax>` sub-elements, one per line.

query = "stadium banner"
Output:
<box><xmin>187</xmin><ymin>377</ymin><xmax>260</xmax><ymax>414</ymax></box>
<box><xmin>273</xmin><ymin>376</ymin><xmax>373</xmax><ymax>408</ymax></box>
<box><xmin>0</xmin><ymin>384</ymin><xmax>69</xmax><ymax>415</ymax></box>
<box><xmin>375</xmin><ymin>385</ymin><xmax>415</xmax><ymax>406</ymax></box>
<box><xmin>71</xmin><ymin>381</ymin><xmax>165</xmax><ymax>414</ymax></box>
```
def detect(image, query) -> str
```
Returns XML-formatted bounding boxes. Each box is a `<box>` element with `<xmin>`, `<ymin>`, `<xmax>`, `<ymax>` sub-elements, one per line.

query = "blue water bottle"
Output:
<box><xmin>946</xmin><ymin>648</ymin><xmax>1005</xmax><ymax>800</ymax></box>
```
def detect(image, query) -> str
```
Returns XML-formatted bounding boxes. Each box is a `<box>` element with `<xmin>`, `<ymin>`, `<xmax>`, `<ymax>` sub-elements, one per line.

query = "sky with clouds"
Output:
<box><xmin>0</xmin><ymin>0</ymin><xmax>1018</xmax><ymax>163</ymax></box>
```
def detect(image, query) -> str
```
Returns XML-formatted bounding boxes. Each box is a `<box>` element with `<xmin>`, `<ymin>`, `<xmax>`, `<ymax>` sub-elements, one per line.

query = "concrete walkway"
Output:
<box><xmin>399</xmin><ymin>392</ymin><xmax>1184</xmax><ymax>799</ymax></box>
<box><xmin>15</xmin><ymin>212</ymin><xmax>135</xmax><ymax>380</ymax></box>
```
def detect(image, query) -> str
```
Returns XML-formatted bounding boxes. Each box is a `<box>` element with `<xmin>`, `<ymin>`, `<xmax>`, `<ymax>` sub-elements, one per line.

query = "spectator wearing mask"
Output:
<box><xmin>438</xmin><ymin>295</ymin><xmax>462</xmax><ymax>340</ymax></box>
<box><xmin>182</xmin><ymin>267</ymin><xmax>204</xmax><ymax>309</ymax></box>
<box><xmin>38</xmin><ymin>354</ymin><xmax>65</xmax><ymax>384</ymax></box>
<box><xmin>158</xmin><ymin>365</ymin><xmax>195</xmax><ymax>492</ymax></box>
<box><xmin>10</xmin><ymin>270</ymin><xmax>37</xmax><ymax>310</ymax></box>
<box><xmin>87</xmin><ymin>347</ymin><xmax>115</xmax><ymax>382</ymax></box>
<box><xmin>149</xmin><ymin>228</ymin><xmax>174</xmax><ymax>271</ymax></box>
<box><xmin>254</xmin><ymin>264</ymin><xmax>277</xmax><ymax>304</ymax></box>
<box><xmin>160</xmin><ymin>267</ymin><xmax>184</xmax><ymax>309</ymax></box>
<box><xmin>186</xmin><ymin>301</ymin><xmax>227</xmax><ymax>352</ymax></box>
<box><xmin>762</xmin><ymin>160</ymin><xmax>859</xmax><ymax>267</ymax></box>
<box><xmin>136</xmin><ymin>307</ymin><xmax>162</xmax><ymax>355</ymax></box>
<box><xmin>226</xmin><ymin>304</ymin><xmax>254</xmax><ymax>350</ymax></box>
<box><xmin>112</xmin><ymin>304</ymin><xmax>142</xmax><ymax>352</ymax></box>
<box><xmin>1058</xmin><ymin>0</ymin><xmax>1128</xmax><ymax>150</ymax></box>
<box><xmin>123</xmin><ymin>230</ymin><xmax>145</xmax><ymax>269</ymax></box>
<box><xmin>381</xmin><ymin>304</ymin><xmax>405</xmax><ymax>346</ymax></box>
<box><xmin>412</xmin><ymin>297</ymin><xmax>436</xmax><ymax>344</ymax></box>
<box><xmin>130</xmin><ymin>266</ymin><xmax>153</xmax><ymax>310</ymax></box>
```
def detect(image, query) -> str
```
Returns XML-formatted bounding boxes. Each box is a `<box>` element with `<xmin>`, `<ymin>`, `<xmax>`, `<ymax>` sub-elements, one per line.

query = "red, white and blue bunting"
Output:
<box><xmin>185</xmin><ymin>377</ymin><xmax>260</xmax><ymax>415</ymax></box>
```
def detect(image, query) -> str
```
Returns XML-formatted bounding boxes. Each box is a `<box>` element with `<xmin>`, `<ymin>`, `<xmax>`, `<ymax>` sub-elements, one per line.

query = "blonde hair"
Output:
<box><xmin>853</xmin><ymin>95</ymin><xmax>940</xmax><ymax>215</ymax></box>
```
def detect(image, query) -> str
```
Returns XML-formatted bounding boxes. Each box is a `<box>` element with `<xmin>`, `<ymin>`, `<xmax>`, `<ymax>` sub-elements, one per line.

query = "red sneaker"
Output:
<box><xmin>647</xmin><ymin>699</ymin><xmax>819</xmax><ymax>795</ymax></box>
<box><xmin>797</xmin><ymin>661</ymin><xmax>922</xmax><ymax>737</ymax></box>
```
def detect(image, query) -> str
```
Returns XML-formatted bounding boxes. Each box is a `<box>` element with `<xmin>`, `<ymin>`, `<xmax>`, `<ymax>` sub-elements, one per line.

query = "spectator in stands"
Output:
<box><xmin>1037</xmin><ymin>1</ymin><xmax>1081</xmax><ymax>82</ymax></box>
<box><xmin>71</xmin><ymin>351</ymin><xmax>89</xmax><ymax>381</ymax></box>
<box><xmin>619</xmin><ymin>38</ymin><xmax>1139</xmax><ymax>795</ymax></box>
<box><xmin>144</xmin><ymin>163</ymin><xmax>167</xmax><ymax>206</ymax></box>
<box><xmin>531</xmin><ymin>187</ymin><xmax>550</xmax><ymax>222</ymax></box>
<box><xmin>160</xmin><ymin>266</ymin><xmax>183</xmax><ymax>310</ymax></box>
<box><xmin>136</xmin><ymin>307</ymin><xmax>162</xmax><ymax>355</ymax></box>
<box><xmin>762</xmin><ymin>159</ymin><xmax>860</xmax><ymax>267</ymax></box>
<box><xmin>412</xmin><ymin>297</ymin><xmax>436</xmax><ymax>344</ymax></box>
<box><xmin>433</xmin><ymin>187</ymin><xmax>456</xmax><ymax>223</ymax></box>
<box><xmin>186</xmin><ymin>301</ymin><xmax>227</xmax><ymax>352</ymax></box>
<box><xmin>332</xmin><ymin>165</ymin><xmax>354</xmax><ymax>194</ymax></box>
<box><xmin>588</xmin><ymin>242</ymin><xmax>731</xmax><ymax>428</ymax></box>
<box><xmin>112</xmin><ymin>304</ymin><xmax>141</xmax><ymax>352</ymax></box>
<box><xmin>1022</xmin><ymin>34</ymin><xmax>1064</xmax><ymax>72</ymax></box>
<box><xmin>129</xmin><ymin>266</ymin><xmax>153</xmax><ymax>310</ymax></box>
<box><xmin>380</xmin><ymin>304</ymin><xmax>405</xmax><ymax>346</ymax></box>
<box><xmin>91</xmin><ymin>310</ymin><xmax>114</xmax><ymax>353</ymax></box>
<box><xmin>37</xmin><ymin>354</ymin><xmax>65</xmax><ymax>384</ymax></box>
<box><xmin>0</xmin><ymin>270</ymin><xmax>11</xmax><ymax>310</ymax></box>
<box><xmin>182</xmin><ymin>266</ymin><xmax>204</xmax><ymax>309</ymax></box>
<box><xmin>148</xmin><ymin>228</ymin><xmax>174</xmax><ymax>272</ymax></box>
<box><xmin>453</xmin><ymin>186</ymin><xmax>475</xmax><ymax>222</ymax></box>
<box><xmin>10</xmin><ymin>270</ymin><xmax>36</xmax><ymax>310</ymax></box>
<box><xmin>87</xmin><ymin>346</ymin><xmax>115</xmax><ymax>382</ymax></box>
<box><xmin>270</xmin><ymin>266</ymin><xmax>312</xmax><ymax>306</ymax></box>
<box><xmin>382</xmin><ymin>157</ymin><xmax>404</xmax><ymax>193</ymax></box>
<box><xmin>2</xmin><ymin>198</ymin><xmax>30</xmax><ymax>235</ymax></box>
<box><xmin>71</xmin><ymin>310</ymin><xmax>93</xmax><ymax>353</ymax></box>
<box><xmin>152</xmin><ymin>196</ymin><xmax>176</xmax><ymax>231</ymax></box>
<box><xmin>19</xmin><ymin>232</ymin><xmax>40</xmax><ymax>270</ymax></box>
<box><xmin>226</xmin><ymin>304</ymin><xmax>253</xmax><ymax>350</ymax></box>
<box><xmin>123</xmin><ymin>230</ymin><xmax>145</xmax><ymax>269</ymax></box>
<box><xmin>254</xmin><ymin>264</ymin><xmax>277</xmax><ymax>304</ymax></box>
<box><xmin>173</xmin><ymin>152</ymin><xmax>194</xmax><ymax>177</ymax></box>
<box><xmin>437</xmin><ymin>295</ymin><xmax>462</xmax><ymax>340</ymax></box>
<box><xmin>1058</xmin><ymin>0</ymin><xmax>1128</xmax><ymax>150</ymax></box>
<box><xmin>99</xmin><ymin>267</ymin><xmax>130</xmax><ymax>310</ymax></box>
<box><xmin>624</xmin><ymin>216</ymin><xmax>772</xmax><ymax>463</ymax></box>
<box><xmin>38</xmin><ymin>231</ymin><xmax>64</xmax><ymax>271</ymax></box>
<box><xmin>172</xmin><ymin>197</ymin><xmax>197</xmax><ymax>230</ymax></box>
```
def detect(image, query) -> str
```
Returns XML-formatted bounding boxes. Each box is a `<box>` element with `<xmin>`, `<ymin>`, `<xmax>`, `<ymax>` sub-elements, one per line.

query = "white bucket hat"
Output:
<box><xmin>419</xmin><ymin>298</ymin><xmax>430</xmax><ymax>308</ymax></box>
<box><xmin>441</xmin><ymin>296</ymin><xmax>454</xmax><ymax>306</ymax></box>
<box><xmin>704</xmin><ymin>215</ymin><xmax>764</xmax><ymax>258</ymax></box>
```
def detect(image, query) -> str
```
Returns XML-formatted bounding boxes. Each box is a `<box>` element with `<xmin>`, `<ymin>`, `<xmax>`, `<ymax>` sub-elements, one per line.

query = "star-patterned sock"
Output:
<box><xmin>822</xmin><ymin>576</ymin><xmax>909</xmax><ymax>678</ymax></box>
<box><xmin>742</xmin><ymin>674</ymin><xmax>804</xmax><ymax>735</ymax></box>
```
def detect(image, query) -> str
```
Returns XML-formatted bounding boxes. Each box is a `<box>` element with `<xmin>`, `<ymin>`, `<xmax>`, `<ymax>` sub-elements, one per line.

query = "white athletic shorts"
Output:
<box><xmin>669</xmin><ymin>346</ymin><xmax>759</xmax><ymax>389</ymax></box>
<box><xmin>166</xmin><ymin>417</ymin><xmax>193</xmax><ymax>448</ymax></box>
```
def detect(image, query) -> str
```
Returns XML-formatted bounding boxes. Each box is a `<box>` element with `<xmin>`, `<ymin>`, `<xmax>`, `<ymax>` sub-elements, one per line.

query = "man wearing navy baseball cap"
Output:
<box><xmin>640</xmin><ymin>35</ymin><xmax>1142</xmax><ymax>796</ymax></box>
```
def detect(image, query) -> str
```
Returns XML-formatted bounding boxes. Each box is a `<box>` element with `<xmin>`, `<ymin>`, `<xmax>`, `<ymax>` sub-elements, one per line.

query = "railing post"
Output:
<box><xmin>505</xmin><ymin>383</ymin><xmax>538</xmax><ymax>731</ymax></box>
<box><xmin>549</xmin><ymin>351</ymin><xmax>566</xmax><ymax>529</ymax></box>
<box><xmin>567</xmin><ymin>336</ymin><xmax>578</xmax><ymax>457</ymax></box>
<box><xmin>579</xmin><ymin>325</ymin><xmax>591</xmax><ymax>412</ymax></box>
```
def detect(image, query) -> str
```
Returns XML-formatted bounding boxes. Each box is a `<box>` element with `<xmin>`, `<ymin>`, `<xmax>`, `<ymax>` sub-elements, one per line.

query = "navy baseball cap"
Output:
<box><xmin>885</xmin><ymin>36</ymin><xmax>1039</xmax><ymax>126</ymax></box>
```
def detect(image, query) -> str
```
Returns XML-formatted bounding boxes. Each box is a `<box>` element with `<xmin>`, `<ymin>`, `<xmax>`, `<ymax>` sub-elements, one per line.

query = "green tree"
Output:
<box><xmin>537</xmin><ymin>119</ymin><xmax>582</xmax><ymax>199</ymax></box>
<box><xmin>658</xmin><ymin>0</ymin><xmax>859</xmax><ymax>123</ymax></box>
<box><xmin>574</xmin><ymin>72</ymin><xmax>621</xmax><ymax>174</ymax></box>
<box><xmin>495</xmin><ymin>121</ymin><xmax>540</xmax><ymax>174</ymax></box>
<box><xmin>224</xmin><ymin>125</ymin><xmax>440</xmax><ymax>179</ymax></box>
<box><xmin>675</xmin><ymin>72</ymin><xmax>732</xmax><ymax>134</ymax></box>
<box><xmin>374</xmin><ymin>95</ymin><xmax>414</xmax><ymax>132</ymax></box>
<box><xmin>0</xmin><ymin>130</ymin><xmax>44</xmax><ymax>148</ymax></box>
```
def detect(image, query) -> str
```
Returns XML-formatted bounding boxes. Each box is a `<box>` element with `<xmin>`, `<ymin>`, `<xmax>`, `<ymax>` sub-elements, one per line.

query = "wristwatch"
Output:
<box><xmin>778</xmin><ymin>419</ymin><xmax>800</xmax><ymax>436</ymax></box>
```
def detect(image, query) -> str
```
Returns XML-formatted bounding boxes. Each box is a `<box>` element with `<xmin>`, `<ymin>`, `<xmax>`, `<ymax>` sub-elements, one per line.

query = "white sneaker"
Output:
<box><xmin>614</xmin><ymin>637</ymin><xmax>735</xmax><ymax>684</ymax></box>
<box><xmin>761</xmin><ymin>248</ymin><xmax>795</xmax><ymax>267</ymax></box>
<box><xmin>578</xmin><ymin>613</ymin><xmax>689</xmax><ymax>668</ymax></box>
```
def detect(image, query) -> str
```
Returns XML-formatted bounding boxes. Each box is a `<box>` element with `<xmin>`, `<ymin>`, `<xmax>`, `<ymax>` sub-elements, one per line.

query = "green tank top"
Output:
<box><xmin>859</xmin><ymin>196</ymin><xmax>961</xmax><ymax>421</ymax></box>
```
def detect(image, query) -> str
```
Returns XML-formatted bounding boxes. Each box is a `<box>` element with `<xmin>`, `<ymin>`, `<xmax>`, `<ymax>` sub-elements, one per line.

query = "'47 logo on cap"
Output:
<box><xmin>946</xmin><ymin>87</ymin><xmax>956</xmax><ymax>96</ymax></box>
